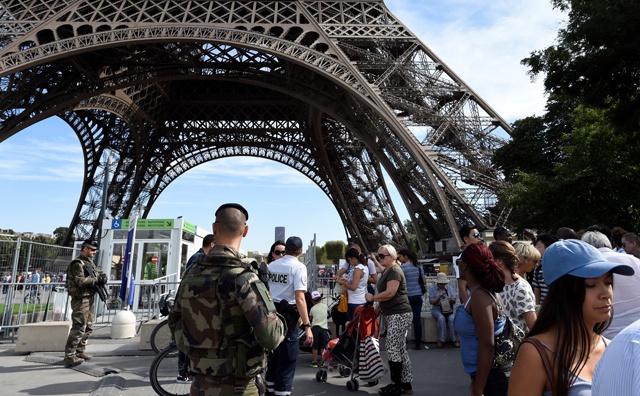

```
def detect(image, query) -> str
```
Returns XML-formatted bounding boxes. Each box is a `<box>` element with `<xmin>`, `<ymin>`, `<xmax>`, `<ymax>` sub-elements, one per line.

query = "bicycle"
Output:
<box><xmin>23</xmin><ymin>286</ymin><xmax>41</xmax><ymax>304</ymax></box>
<box><xmin>150</xmin><ymin>290</ymin><xmax>175</xmax><ymax>353</ymax></box>
<box><xmin>151</xmin><ymin>320</ymin><xmax>173</xmax><ymax>354</ymax></box>
<box><xmin>149</xmin><ymin>343</ymin><xmax>191</xmax><ymax>396</ymax></box>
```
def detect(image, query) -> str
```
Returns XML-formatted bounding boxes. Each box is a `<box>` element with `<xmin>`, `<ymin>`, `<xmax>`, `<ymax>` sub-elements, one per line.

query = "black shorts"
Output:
<box><xmin>312</xmin><ymin>326</ymin><xmax>329</xmax><ymax>350</ymax></box>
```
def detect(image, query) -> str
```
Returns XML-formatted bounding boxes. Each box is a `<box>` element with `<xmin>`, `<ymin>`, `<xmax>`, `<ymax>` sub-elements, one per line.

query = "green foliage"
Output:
<box><xmin>402</xmin><ymin>219</ymin><xmax>421</xmax><ymax>253</ymax></box>
<box><xmin>497</xmin><ymin>1</ymin><xmax>640</xmax><ymax>232</ymax></box>
<box><xmin>53</xmin><ymin>227</ymin><xmax>72</xmax><ymax>246</ymax></box>
<box><xmin>501</xmin><ymin>106</ymin><xmax>640</xmax><ymax>232</ymax></box>
<box><xmin>315</xmin><ymin>246</ymin><xmax>331</xmax><ymax>264</ymax></box>
<box><xmin>524</xmin><ymin>0</ymin><xmax>640</xmax><ymax>124</ymax></box>
<box><xmin>324</xmin><ymin>241</ymin><xmax>346</xmax><ymax>263</ymax></box>
<box><xmin>0</xmin><ymin>303</ymin><xmax>53</xmax><ymax>315</ymax></box>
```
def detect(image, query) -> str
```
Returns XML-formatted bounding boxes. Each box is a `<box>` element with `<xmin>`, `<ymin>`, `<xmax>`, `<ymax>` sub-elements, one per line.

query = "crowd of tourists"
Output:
<box><xmin>59</xmin><ymin>206</ymin><xmax>640</xmax><ymax>396</ymax></box>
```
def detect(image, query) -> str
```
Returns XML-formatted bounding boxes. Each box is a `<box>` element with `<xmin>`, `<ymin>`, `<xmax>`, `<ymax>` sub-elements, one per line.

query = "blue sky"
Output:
<box><xmin>0</xmin><ymin>1</ymin><xmax>564</xmax><ymax>254</ymax></box>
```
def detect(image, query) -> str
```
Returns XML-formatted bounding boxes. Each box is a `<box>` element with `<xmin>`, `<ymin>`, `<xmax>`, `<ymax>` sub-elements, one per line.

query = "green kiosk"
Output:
<box><xmin>94</xmin><ymin>217</ymin><xmax>210</xmax><ymax>311</ymax></box>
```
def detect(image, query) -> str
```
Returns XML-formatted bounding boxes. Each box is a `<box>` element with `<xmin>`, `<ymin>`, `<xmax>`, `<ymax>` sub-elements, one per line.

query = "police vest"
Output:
<box><xmin>173</xmin><ymin>255</ymin><xmax>273</xmax><ymax>378</ymax></box>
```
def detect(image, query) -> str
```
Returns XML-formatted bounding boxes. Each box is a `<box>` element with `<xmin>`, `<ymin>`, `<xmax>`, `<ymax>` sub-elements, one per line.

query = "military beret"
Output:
<box><xmin>215</xmin><ymin>203</ymin><xmax>249</xmax><ymax>221</ymax></box>
<box><xmin>82</xmin><ymin>239</ymin><xmax>98</xmax><ymax>249</ymax></box>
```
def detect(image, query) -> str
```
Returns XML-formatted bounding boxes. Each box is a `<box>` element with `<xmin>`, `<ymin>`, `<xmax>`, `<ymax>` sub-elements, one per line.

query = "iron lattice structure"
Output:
<box><xmin>0</xmin><ymin>0</ymin><xmax>512</xmax><ymax>252</ymax></box>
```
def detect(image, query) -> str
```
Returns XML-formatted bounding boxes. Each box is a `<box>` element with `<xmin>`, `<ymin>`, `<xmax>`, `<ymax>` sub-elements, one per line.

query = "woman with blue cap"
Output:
<box><xmin>509</xmin><ymin>239</ymin><xmax>635</xmax><ymax>396</ymax></box>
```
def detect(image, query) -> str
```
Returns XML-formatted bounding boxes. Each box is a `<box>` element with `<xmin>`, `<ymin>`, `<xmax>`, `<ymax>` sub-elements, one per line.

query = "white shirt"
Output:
<box><xmin>346</xmin><ymin>263</ymin><xmax>368</xmax><ymax>305</ymax></box>
<box><xmin>592</xmin><ymin>318</ymin><xmax>640</xmax><ymax>396</ymax></box>
<box><xmin>454</xmin><ymin>252</ymin><xmax>462</xmax><ymax>279</ymax></box>
<box><xmin>268</xmin><ymin>255</ymin><xmax>307</xmax><ymax>304</ymax></box>
<box><xmin>598</xmin><ymin>248</ymin><xmax>640</xmax><ymax>338</ymax></box>
<box><xmin>341</xmin><ymin>259</ymin><xmax>377</xmax><ymax>280</ymax></box>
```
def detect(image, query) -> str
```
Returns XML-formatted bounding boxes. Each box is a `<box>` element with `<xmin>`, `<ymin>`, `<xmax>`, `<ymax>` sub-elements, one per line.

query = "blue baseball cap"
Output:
<box><xmin>543</xmin><ymin>239</ymin><xmax>635</xmax><ymax>285</ymax></box>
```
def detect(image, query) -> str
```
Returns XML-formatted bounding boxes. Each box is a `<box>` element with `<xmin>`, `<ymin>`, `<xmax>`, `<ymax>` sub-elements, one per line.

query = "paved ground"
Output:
<box><xmin>0</xmin><ymin>324</ymin><xmax>469</xmax><ymax>395</ymax></box>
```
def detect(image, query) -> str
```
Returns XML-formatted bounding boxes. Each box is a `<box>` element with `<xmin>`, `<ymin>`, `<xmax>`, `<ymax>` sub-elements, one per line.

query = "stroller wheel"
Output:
<box><xmin>346</xmin><ymin>379</ymin><xmax>359</xmax><ymax>392</ymax></box>
<box><xmin>315</xmin><ymin>371</ymin><xmax>323</xmax><ymax>382</ymax></box>
<box><xmin>339</xmin><ymin>366</ymin><xmax>351</xmax><ymax>377</ymax></box>
<box><xmin>321</xmin><ymin>370</ymin><xmax>327</xmax><ymax>382</ymax></box>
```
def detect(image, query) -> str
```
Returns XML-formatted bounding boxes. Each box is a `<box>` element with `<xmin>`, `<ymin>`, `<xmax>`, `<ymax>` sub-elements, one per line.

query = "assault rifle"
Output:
<box><xmin>85</xmin><ymin>263</ymin><xmax>109</xmax><ymax>303</ymax></box>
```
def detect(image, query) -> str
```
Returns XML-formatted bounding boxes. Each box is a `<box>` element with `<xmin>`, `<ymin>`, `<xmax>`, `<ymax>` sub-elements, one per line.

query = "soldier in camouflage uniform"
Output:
<box><xmin>169</xmin><ymin>203</ymin><xmax>285</xmax><ymax>396</ymax></box>
<box><xmin>64</xmin><ymin>239</ymin><xmax>107</xmax><ymax>367</ymax></box>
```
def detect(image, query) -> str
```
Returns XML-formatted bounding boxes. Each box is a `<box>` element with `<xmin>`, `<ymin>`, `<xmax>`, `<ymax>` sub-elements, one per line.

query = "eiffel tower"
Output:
<box><xmin>0</xmin><ymin>0</ymin><xmax>511</xmax><ymax>253</ymax></box>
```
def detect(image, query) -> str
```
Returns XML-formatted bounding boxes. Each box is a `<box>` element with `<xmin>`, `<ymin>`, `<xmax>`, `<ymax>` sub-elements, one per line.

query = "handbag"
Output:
<box><xmin>485</xmin><ymin>289</ymin><xmax>525</xmax><ymax>368</ymax></box>
<box><xmin>337</xmin><ymin>290</ymin><xmax>348</xmax><ymax>313</ymax></box>
<box><xmin>440</xmin><ymin>295</ymin><xmax>453</xmax><ymax>316</ymax></box>
<box><xmin>417</xmin><ymin>268</ymin><xmax>427</xmax><ymax>295</ymax></box>
<box><xmin>330</xmin><ymin>301</ymin><xmax>347</xmax><ymax>326</ymax></box>
<box><xmin>358</xmin><ymin>335</ymin><xmax>388</xmax><ymax>381</ymax></box>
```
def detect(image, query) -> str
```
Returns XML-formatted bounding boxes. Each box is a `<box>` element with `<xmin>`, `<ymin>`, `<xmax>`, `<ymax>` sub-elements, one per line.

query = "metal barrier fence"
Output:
<box><xmin>0</xmin><ymin>238</ymin><xmax>460</xmax><ymax>337</ymax></box>
<box><xmin>0</xmin><ymin>278</ymin><xmax>181</xmax><ymax>338</ymax></box>
<box><xmin>0</xmin><ymin>238</ymin><xmax>76</xmax><ymax>282</ymax></box>
<box><xmin>310</xmin><ymin>275</ymin><xmax>460</xmax><ymax>312</ymax></box>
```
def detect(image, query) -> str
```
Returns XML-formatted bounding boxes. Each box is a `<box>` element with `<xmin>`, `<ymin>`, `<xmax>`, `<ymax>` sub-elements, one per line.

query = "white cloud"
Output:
<box><xmin>386</xmin><ymin>0</ymin><xmax>565</xmax><ymax>121</ymax></box>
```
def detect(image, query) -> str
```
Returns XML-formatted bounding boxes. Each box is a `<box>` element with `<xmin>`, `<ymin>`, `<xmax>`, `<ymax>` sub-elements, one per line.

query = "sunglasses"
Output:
<box><xmin>473</xmin><ymin>232</ymin><xmax>481</xmax><ymax>238</ymax></box>
<box><xmin>273</xmin><ymin>250</ymin><xmax>286</xmax><ymax>256</ymax></box>
<box><xmin>377</xmin><ymin>253</ymin><xmax>391</xmax><ymax>260</ymax></box>
<box><xmin>90</xmin><ymin>249</ymin><xmax>97</xmax><ymax>252</ymax></box>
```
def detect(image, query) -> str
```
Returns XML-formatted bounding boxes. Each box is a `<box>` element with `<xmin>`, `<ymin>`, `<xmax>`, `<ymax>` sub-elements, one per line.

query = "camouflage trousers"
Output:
<box><xmin>64</xmin><ymin>296</ymin><xmax>95</xmax><ymax>359</ymax></box>
<box><xmin>190</xmin><ymin>375</ymin><xmax>261</xmax><ymax>396</ymax></box>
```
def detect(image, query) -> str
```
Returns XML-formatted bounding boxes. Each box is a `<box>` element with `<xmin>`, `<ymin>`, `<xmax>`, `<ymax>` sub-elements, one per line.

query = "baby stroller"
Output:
<box><xmin>315</xmin><ymin>304</ymin><xmax>379</xmax><ymax>391</ymax></box>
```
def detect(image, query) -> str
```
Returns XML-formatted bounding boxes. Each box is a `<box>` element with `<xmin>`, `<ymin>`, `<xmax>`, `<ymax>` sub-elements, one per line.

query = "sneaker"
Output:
<box><xmin>401</xmin><ymin>382</ymin><xmax>413</xmax><ymax>394</ymax></box>
<box><xmin>176</xmin><ymin>375</ymin><xmax>192</xmax><ymax>384</ymax></box>
<box><xmin>76</xmin><ymin>352</ymin><xmax>93</xmax><ymax>360</ymax></box>
<box><xmin>310</xmin><ymin>362</ymin><xmax>319</xmax><ymax>368</ymax></box>
<box><xmin>378</xmin><ymin>383</ymin><xmax>401</xmax><ymax>396</ymax></box>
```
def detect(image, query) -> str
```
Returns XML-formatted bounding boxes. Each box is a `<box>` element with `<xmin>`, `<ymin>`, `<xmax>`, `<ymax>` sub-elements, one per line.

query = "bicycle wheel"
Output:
<box><xmin>151</xmin><ymin>320</ymin><xmax>173</xmax><ymax>354</ymax></box>
<box><xmin>23</xmin><ymin>292</ymin><xmax>40</xmax><ymax>304</ymax></box>
<box><xmin>149</xmin><ymin>344</ymin><xmax>190</xmax><ymax>396</ymax></box>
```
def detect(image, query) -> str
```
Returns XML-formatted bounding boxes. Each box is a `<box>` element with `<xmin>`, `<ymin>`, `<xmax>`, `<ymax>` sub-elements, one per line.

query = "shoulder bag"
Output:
<box><xmin>359</xmin><ymin>335</ymin><xmax>388</xmax><ymax>381</ymax></box>
<box><xmin>337</xmin><ymin>289</ymin><xmax>349</xmax><ymax>313</ymax></box>
<box><xmin>439</xmin><ymin>289</ymin><xmax>454</xmax><ymax>316</ymax></box>
<box><xmin>484</xmin><ymin>289</ymin><xmax>525</xmax><ymax>368</ymax></box>
<box><xmin>521</xmin><ymin>337</ymin><xmax>557</xmax><ymax>395</ymax></box>
<box><xmin>417</xmin><ymin>266</ymin><xmax>427</xmax><ymax>295</ymax></box>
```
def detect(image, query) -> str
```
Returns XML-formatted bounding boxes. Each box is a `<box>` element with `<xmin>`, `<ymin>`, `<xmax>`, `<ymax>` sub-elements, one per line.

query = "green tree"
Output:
<box><xmin>315</xmin><ymin>246</ymin><xmax>330</xmax><ymax>264</ymax></box>
<box><xmin>324</xmin><ymin>241</ymin><xmax>346</xmax><ymax>264</ymax></box>
<box><xmin>496</xmin><ymin>0</ymin><xmax>640</xmax><ymax>231</ymax></box>
<box><xmin>53</xmin><ymin>227</ymin><xmax>71</xmax><ymax>246</ymax></box>
<box><xmin>524</xmin><ymin>1</ymin><xmax>640</xmax><ymax>131</ymax></box>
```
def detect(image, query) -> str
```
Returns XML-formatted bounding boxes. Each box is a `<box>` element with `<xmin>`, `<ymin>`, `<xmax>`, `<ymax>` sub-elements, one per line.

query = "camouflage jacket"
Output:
<box><xmin>168</xmin><ymin>244</ymin><xmax>285</xmax><ymax>378</ymax></box>
<box><xmin>66</xmin><ymin>255</ymin><xmax>99</xmax><ymax>298</ymax></box>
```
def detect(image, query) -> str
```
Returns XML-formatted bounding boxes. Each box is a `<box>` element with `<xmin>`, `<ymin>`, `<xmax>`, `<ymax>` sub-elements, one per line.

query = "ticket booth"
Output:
<box><xmin>91</xmin><ymin>217</ymin><xmax>210</xmax><ymax>311</ymax></box>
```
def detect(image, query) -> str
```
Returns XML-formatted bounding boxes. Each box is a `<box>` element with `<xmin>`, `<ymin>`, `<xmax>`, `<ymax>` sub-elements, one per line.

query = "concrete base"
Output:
<box><xmin>418</xmin><ymin>314</ymin><xmax>454</xmax><ymax>343</ymax></box>
<box><xmin>16</xmin><ymin>321</ymin><xmax>71</xmax><ymax>353</ymax></box>
<box><xmin>139</xmin><ymin>319</ymin><xmax>161</xmax><ymax>350</ymax></box>
<box><xmin>110</xmin><ymin>310</ymin><xmax>137</xmax><ymax>339</ymax></box>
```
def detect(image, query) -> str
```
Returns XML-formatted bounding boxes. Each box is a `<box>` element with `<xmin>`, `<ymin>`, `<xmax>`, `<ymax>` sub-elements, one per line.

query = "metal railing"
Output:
<box><xmin>1</xmin><ymin>238</ymin><xmax>460</xmax><ymax>337</ymax></box>
<box><xmin>311</xmin><ymin>275</ymin><xmax>460</xmax><ymax>312</ymax></box>
<box><xmin>0</xmin><ymin>278</ymin><xmax>181</xmax><ymax>338</ymax></box>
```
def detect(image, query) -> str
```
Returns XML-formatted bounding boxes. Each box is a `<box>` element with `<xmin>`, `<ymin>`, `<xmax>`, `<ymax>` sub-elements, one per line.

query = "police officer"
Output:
<box><xmin>64</xmin><ymin>239</ymin><xmax>106</xmax><ymax>367</ymax></box>
<box><xmin>265</xmin><ymin>236</ymin><xmax>313</xmax><ymax>396</ymax></box>
<box><xmin>169</xmin><ymin>203</ymin><xmax>285</xmax><ymax>395</ymax></box>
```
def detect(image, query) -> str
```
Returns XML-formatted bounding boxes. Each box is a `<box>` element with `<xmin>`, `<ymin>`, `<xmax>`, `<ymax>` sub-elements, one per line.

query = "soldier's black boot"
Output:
<box><xmin>77</xmin><ymin>352</ymin><xmax>93</xmax><ymax>360</ymax></box>
<box><xmin>64</xmin><ymin>356</ymin><xmax>84</xmax><ymax>367</ymax></box>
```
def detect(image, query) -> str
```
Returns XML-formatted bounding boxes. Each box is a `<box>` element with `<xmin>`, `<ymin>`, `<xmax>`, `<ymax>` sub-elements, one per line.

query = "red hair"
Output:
<box><xmin>461</xmin><ymin>243</ymin><xmax>505</xmax><ymax>293</ymax></box>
